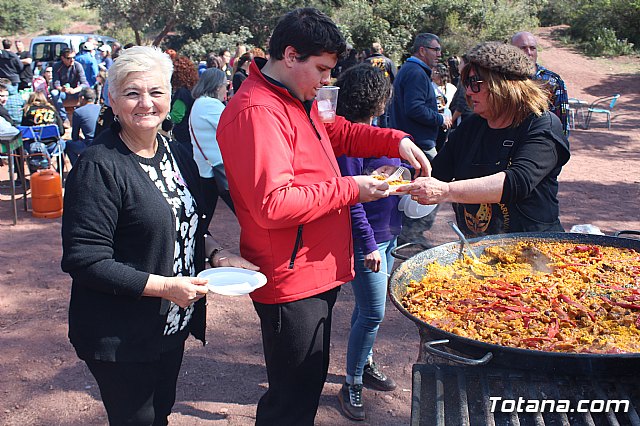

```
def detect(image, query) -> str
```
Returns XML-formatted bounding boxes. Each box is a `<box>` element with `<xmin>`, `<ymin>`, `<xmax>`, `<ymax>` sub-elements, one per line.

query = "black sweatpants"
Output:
<box><xmin>253</xmin><ymin>287</ymin><xmax>339</xmax><ymax>426</ymax></box>
<box><xmin>84</xmin><ymin>343</ymin><xmax>185</xmax><ymax>426</ymax></box>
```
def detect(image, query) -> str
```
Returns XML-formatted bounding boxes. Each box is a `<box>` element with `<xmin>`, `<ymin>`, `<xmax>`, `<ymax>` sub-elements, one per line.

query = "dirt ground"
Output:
<box><xmin>1</xmin><ymin>27</ymin><xmax>639</xmax><ymax>425</ymax></box>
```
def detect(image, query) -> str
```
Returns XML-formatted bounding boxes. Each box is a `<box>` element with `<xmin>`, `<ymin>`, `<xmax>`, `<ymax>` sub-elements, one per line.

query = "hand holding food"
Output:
<box><xmin>404</xmin><ymin>177</ymin><xmax>450</xmax><ymax>204</ymax></box>
<box><xmin>352</xmin><ymin>175</ymin><xmax>390</xmax><ymax>202</ymax></box>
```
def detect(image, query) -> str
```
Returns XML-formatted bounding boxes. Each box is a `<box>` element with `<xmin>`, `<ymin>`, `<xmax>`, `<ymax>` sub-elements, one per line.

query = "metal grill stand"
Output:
<box><xmin>412</xmin><ymin>327</ymin><xmax>640</xmax><ymax>426</ymax></box>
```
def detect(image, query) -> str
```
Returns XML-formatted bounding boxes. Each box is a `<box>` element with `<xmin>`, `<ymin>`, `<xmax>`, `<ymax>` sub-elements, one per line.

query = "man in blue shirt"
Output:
<box><xmin>65</xmin><ymin>87</ymin><xmax>100</xmax><ymax>165</ymax></box>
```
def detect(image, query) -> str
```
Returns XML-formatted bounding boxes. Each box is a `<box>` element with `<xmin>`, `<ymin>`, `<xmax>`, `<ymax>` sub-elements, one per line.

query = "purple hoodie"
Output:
<box><xmin>336</xmin><ymin>155</ymin><xmax>403</xmax><ymax>255</ymax></box>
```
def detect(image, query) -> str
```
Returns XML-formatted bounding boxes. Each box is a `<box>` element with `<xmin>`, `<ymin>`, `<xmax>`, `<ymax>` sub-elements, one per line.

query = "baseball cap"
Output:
<box><xmin>82</xmin><ymin>42</ymin><xmax>93</xmax><ymax>51</ymax></box>
<box><xmin>98</xmin><ymin>44</ymin><xmax>112</xmax><ymax>53</ymax></box>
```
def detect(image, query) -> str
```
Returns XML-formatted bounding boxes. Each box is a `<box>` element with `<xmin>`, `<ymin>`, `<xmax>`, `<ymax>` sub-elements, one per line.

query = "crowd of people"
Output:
<box><xmin>2</xmin><ymin>7</ymin><xmax>572</xmax><ymax>425</ymax></box>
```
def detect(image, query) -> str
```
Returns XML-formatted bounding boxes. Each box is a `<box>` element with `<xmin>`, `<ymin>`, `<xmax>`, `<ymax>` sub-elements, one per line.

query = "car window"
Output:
<box><xmin>32</xmin><ymin>42</ymin><xmax>69</xmax><ymax>63</ymax></box>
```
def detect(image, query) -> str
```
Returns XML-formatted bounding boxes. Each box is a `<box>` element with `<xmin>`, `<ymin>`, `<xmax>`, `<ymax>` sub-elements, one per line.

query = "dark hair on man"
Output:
<box><xmin>268</xmin><ymin>7</ymin><xmax>347</xmax><ymax>61</ymax></box>
<box><xmin>335</xmin><ymin>63</ymin><xmax>391</xmax><ymax>123</ymax></box>
<box><xmin>411</xmin><ymin>33</ymin><xmax>440</xmax><ymax>55</ymax></box>
<box><xmin>447</xmin><ymin>56</ymin><xmax>460</xmax><ymax>79</ymax></box>
<box><xmin>236</xmin><ymin>52</ymin><xmax>252</xmax><ymax>69</ymax></box>
<box><xmin>0</xmin><ymin>78</ymin><xmax>10</xmax><ymax>91</ymax></box>
<box><xmin>206</xmin><ymin>52</ymin><xmax>223</xmax><ymax>69</ymax></box>
<box><xmin>434</xmin><ymin>63</ymin><xmax>450</xmax><ymax>85</ymax></box>
<box><xmin>60</xmin><ymin>47</ymin><xmax>73</xmax><ymax>58</ymax></box>
<box><xmin>80</xmin><ymin>87</ymin><xmax>96</xmax><ymax>102</ymax></box>
<box><xmin>2</xmin><ymin>39</ymin><xmax>11</xmax><ymax>49</ymax></box>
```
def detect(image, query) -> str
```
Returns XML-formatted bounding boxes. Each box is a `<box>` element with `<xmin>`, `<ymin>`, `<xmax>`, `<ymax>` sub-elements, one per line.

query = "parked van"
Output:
<box><xmin>29</xmin><ymin>34</ymin><xmax>118</xmax><ymax>70</ymax></box>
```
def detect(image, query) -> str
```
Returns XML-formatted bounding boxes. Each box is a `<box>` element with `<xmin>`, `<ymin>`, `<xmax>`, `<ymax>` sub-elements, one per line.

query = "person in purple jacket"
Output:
<box><xmin>335</xmin><ymin>63</ymin><xmax>401</xmax><ymax>421</ymax></box>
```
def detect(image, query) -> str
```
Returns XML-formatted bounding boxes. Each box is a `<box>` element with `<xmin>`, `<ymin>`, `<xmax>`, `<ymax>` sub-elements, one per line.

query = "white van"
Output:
<box><xmin>29</xmin><ymin>34</ymin><xmax>119</xmax><ymax>69</ymax></box>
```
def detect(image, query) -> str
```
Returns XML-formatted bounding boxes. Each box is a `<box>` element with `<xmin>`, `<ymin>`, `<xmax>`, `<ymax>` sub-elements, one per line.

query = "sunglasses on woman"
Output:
<box><xmin>463</xmin><ymin>75</ymin><xmax>484</xmax><ymax>93</ymax></box>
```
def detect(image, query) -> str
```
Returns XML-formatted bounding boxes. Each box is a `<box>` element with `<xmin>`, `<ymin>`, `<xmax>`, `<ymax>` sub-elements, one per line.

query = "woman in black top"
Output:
<box><xmin>21</xmin><ymin>91</ymin><xmax>65</xmax><ymax>144</ymax></box>
<box><xmin>404</xmin><ymin>42</ymin><xmax>570</xmax><ymax>237</ymax></box>
<box><xmin>61</xmin><ymin>46</ymin><xmax>257</xmax><ymax>425</ymax></box>
<box><xmin>232</xmin><ymin>52</ymin><xmax>252</xmax><ymax>94</ymax></box>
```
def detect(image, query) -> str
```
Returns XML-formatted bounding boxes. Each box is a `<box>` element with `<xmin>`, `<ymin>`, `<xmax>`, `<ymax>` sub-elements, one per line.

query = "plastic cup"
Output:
<box><xmin>316</xmin><ymin>86</ymin><xmax>339</xmax><ymax>123</ymax></box>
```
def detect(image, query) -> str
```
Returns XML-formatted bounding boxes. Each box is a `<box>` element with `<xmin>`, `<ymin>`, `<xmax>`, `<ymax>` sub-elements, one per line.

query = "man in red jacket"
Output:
<box><xmin>217</xmin><ymin>8</ymin><xmax>430</xmax><ymax>425</ymax></box>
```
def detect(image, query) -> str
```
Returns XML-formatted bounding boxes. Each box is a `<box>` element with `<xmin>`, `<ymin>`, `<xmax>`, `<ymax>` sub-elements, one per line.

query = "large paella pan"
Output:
<box><xmin>389</xmin><ymin>232</ymin><xmax>640</xmax><ymax>373</ymax></box>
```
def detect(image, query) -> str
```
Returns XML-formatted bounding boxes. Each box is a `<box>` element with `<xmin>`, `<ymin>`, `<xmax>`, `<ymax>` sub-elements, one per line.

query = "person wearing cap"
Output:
<box><xmin>403</xmin><ymin>42</ymin><xmax>570</xmax><ymax>237</ymax></box>
<box><xmin>75</xmin><ymin>42</ymin><xmax>100</xmax><ymax>87</ymax></box>
<box><xmin>511</xmin><ymin>31</ymin><xmax>570</xmax><ymax>136</ymax></box>
<box><xmin>98</xmin><ymin>44</ymin><xmax>113</xmax><ymax>71</ymax></box>
<box><xmin>65</xmin><ymin>87</ymin><xmax>101</xmax><ymax>165</ymax></box>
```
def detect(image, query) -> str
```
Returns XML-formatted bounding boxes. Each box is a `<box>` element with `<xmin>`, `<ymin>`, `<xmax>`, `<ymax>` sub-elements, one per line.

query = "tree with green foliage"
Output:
<box><xmin>539</xmin><ymin>0</ymin><xmax>638</xmax><ymax>56</ymax></box>
<box><xmin>0</xmin><ymin>0</ymin><xmax>44</xmax><ymax>35</ymax></box>
<box><xmin>86</xmin><ymin>0</ymin><xmax>220</xmax><ymax>46</ymax></box>
<box><xmin>10</xmin><ymin>0</ymin><xmax>633</xmax><ymax>63</ymax></box>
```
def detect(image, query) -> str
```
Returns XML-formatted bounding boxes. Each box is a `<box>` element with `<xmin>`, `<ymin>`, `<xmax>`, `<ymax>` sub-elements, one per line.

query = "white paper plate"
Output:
<box><xmin>398</xmin><ymin>194</ymin><xmax>411</xmax><ymax>212</ymax></box>
<box><xmin>389</xmin><ymin>183</ymin><xmax>410</xmax><ymax>195</ymax></box>
<box><xmin>404</xmin><ymin>200</ymin><xmax>437</xmax><ymax>219</ymax></box>
<box><xmin>197</xmin><ymin>267</ymin><xmax>267</xmax><ymax>296</ymax></box>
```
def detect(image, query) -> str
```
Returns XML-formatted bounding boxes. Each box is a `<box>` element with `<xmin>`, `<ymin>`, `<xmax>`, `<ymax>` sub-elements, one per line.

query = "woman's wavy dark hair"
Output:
<box><xmin>335</xmin><ymin>63</ymin><xmax>392</xmax><ymax>123</ymax></box>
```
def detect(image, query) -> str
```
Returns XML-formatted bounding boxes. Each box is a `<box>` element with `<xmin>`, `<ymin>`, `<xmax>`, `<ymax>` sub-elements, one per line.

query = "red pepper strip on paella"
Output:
<box><xmin>558</xmin><ymin>294</ymin><xmax>596</xmax><ymax>322</ymax></box>
<box><xmin>547</xmin><ymin>317</ymin><xmax>560</xmax><ymax>339</ymax></box>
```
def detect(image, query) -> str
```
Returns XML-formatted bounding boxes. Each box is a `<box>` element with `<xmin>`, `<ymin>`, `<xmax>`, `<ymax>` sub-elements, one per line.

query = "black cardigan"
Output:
<box><xmin>61</xmin><ymin>128</ymin><xmax>208</xmax><ymax>362</ymax></box>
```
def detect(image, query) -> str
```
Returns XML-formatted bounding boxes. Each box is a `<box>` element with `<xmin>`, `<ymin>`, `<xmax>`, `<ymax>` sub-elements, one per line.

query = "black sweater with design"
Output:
<box><xmin>61</xmin><ymin>128</ymin><xmax>208</xmax><ymax>362</ymax></box>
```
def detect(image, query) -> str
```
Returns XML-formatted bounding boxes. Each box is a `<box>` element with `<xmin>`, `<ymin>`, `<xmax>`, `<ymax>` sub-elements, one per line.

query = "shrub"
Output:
<box><xmin>583</xmin><ymin>27</ymin><xmax>635</xmax><ymax>56</ymax></box>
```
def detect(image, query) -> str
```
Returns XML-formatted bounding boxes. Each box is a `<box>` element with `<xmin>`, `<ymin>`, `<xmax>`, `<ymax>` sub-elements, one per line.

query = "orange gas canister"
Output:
<box><xmin>31</xmin><ymin>168</ymin><xmax>63</xmax><ymax>218</ymax></box>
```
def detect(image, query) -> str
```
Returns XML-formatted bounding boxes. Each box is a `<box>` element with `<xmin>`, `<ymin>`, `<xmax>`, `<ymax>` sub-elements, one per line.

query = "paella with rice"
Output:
<box><xmin>402</xmin><ymin>241</ymin><xmax>640</xmax><ymax>354</ymax></box>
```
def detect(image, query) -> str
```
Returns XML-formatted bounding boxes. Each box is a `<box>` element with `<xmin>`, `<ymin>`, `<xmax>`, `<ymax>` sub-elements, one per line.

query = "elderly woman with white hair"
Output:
<box><xmin>189</xmin><ymin>67</ymin><xmax>235</xmax><ymax>231</ymax></box>
<box><xmin>61</xmin><ymin>46</ymin><xmax>257</xmax><ymax>425</ymax></box>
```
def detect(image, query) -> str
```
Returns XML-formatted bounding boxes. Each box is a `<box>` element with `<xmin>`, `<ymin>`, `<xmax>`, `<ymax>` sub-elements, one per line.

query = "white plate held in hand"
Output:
<box><xmin>404</xmin><ymin>199</ymin><xmax>437</xmax><ymax>219</ymax></box>
<box><xmin>197</xmin><ymin>267</ymin><xmax>267</xmax><ymax>296</ymax></box>
<box><xmin>398</xmin><ymin>194</ymin><xmax>411</xmax><ymax>212</ymax></box>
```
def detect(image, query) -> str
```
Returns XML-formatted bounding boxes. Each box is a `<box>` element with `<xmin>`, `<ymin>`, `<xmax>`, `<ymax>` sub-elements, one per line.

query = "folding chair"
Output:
<box><xmin>17</xmin><ymin>124</ymin><xmax>67</xmax><ymax>181</ymax></box>
<box><xmin>584</xmin><ymin>94</ymin><xmax>620</xmax><ymax>130</ymax></box>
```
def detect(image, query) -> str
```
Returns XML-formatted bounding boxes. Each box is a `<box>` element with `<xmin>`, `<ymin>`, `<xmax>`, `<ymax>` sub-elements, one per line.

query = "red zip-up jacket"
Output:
<box><xmin>217</xmin><ymin>59</ymin><xmax>409</xmax><ymax>304</ymax></box>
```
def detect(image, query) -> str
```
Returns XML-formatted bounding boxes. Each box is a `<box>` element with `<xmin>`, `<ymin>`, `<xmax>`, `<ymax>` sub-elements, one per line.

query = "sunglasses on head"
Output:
<box><xmin>463</xmin><ymin>75</ymin><xmax>484</xmax><ymax>93</ymax></box>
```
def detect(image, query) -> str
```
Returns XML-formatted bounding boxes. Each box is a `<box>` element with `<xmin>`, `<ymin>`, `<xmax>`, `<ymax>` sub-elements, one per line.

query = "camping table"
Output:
<box><xmin>0</xmin><ymin>134</ymin><xmax>27</xmax><ymax>225</ymax></box>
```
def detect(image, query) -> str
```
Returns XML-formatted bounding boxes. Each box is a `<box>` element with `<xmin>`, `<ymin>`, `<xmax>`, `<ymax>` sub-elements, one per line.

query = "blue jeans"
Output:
<box><xmin>346</xmin><ymin>238</ymin><xmax>397</xmax><ymax>383</ymax></box>
<box><xmin>50</xmin><ymin>90</ymin><xmax>79</xmax><ymax>121</ymax></box>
